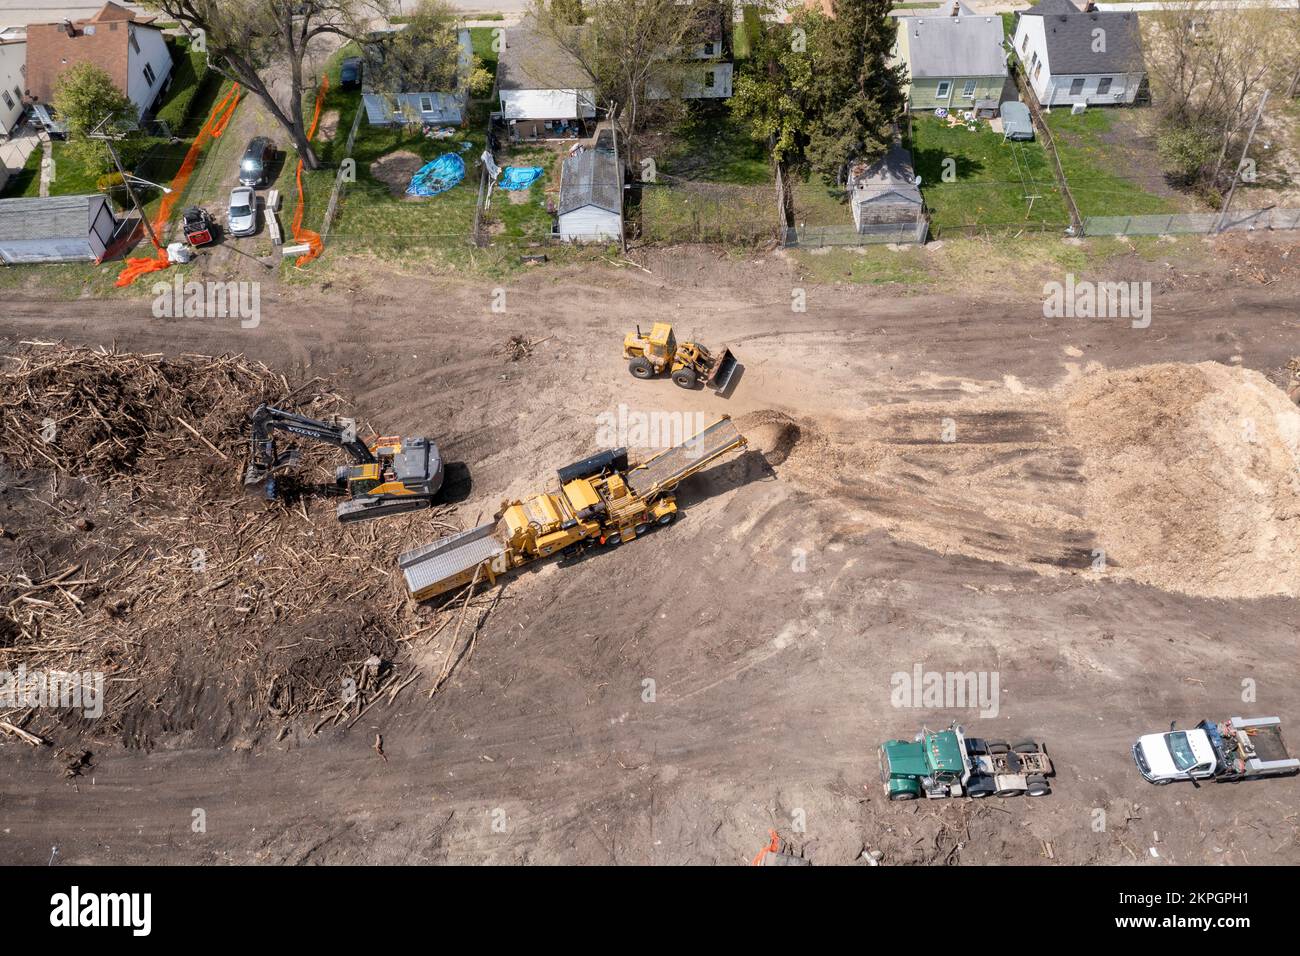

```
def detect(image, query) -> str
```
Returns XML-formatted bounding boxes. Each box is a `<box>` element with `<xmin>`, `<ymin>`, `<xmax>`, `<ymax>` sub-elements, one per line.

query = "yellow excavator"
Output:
<box><xmin>623</xmin><ymin>322</ymin><xmax>738</xmax><ymax>393</ymax></box>
<box><xmin>399</xmin><ymin>416</ymin><xmax>747</xmax><ymax>601</ymax></box>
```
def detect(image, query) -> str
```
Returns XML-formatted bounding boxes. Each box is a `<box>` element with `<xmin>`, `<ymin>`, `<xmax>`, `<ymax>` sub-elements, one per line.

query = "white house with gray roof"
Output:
<box><xmin>1013</xmin><ymin>0</ymin><xmax>1146</xmax><ymax>106</ymax></box>
<box><xmin>895</xmin><ymin>3</ymin><xmax>1009</xmax><ymax>112</ymax></box>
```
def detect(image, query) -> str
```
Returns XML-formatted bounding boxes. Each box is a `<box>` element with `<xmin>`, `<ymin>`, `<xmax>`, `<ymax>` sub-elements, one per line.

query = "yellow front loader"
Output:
<box><xmin>623</xmin><ymin>322</ymin><xmax>738</xmax><ymax>393</ymax></box>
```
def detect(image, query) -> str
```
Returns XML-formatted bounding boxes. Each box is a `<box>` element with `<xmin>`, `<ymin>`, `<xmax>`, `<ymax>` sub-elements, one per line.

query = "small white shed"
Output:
<box><xmin>556</xmin><ymin>147</ymin><xmax>622</xmax><ymax>243</ymax></box>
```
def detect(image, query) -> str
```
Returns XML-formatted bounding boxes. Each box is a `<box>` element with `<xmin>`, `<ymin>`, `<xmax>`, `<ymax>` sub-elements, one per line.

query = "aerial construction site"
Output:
<box><xmin>1</xmin><ymin>236</ymin><xmax>1299</xmax><ymax>870</ymax></box>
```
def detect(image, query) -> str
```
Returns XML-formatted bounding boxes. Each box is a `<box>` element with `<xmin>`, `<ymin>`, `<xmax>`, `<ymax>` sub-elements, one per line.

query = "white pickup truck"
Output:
<box><xmin>1133</xmin><ymin>716</ymin><xmax>1300</xmax><ymax>785</ymax></box>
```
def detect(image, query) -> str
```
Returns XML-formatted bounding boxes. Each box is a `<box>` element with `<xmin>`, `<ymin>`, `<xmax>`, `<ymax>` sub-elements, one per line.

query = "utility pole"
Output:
<box><xmin>90</xmin><ymin>113</ymin><xmax>163</xmax><ymax>250</ymax></box>
<box><xmin>1215</xmin><ymin>89</ymin><xmax>1269</xmax><ymax>235</ymax></box>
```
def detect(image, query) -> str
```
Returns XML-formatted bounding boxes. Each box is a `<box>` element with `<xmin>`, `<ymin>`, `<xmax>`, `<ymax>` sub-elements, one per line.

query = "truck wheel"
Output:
<box><xmin>968</xmin><ymin>787</ymin><xmax>989</xmax><ymax>799</ymax></box>
<box><xmin>987</xmin><ymin>741</ymin><xmax>1010</xmax><ymax>755</ymax></box>
<box><xmin>633</xmin><ymin>523</ymin><xmax>649</xmax><ymax>536</ymax></box>
<box><xmin>1152</xmin><ymin>778</ymin><xmax>1173</xmax><ymax>786</ymax></box>
<box><xmin>629</xmin><ymin>357</ymin><xmax>654</xmax><ymax>379</ymax></box>
<box><xmin>656</xmin><ymin>512</ymin><xmax>675</xmax><ymax>525</ymax></box>
<box><xmin>1012</xmin><ymin>740</ymin><xmax>1040</xmax><ymax>754</ymax></box>
<box><xmin>995</xmin><ymin>787</ymin><xmax>1021</xmax><ymax>798</ymax></box>
<box><xmin>1025</xmin><ymin>775</ymin><xmax>1050</xmax><ymax>796</ymax></box>
<box><xmin>605</xmin><ymin>532</ymin><xmax>622</xmax><ymax>545</ymax></box>
<box><xmin>672</xmin><ymin>368</ymin><xmax>698</xmax><ymax>389</ymax></box>
<box><xmin>888</xmin><ymin>790</ymin><xmax>918</xmax><ymax>802</ymax></box>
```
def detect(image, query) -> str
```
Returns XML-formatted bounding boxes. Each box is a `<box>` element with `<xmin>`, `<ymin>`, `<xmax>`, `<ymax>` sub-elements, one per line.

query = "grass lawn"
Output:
<box><xmin>910</xmin><ymin>114</ymin><xmax>1070</xmax><ymax>234</ymax></box>
<box><xmin>486</xmin><ymin>144</ymin><xmax>555</xmax><ymax>240</ymax></box>
<box><xmin>639</xmin><ymin>103</ymin><xmax>779</xmax><ymax>244</ymax></box>
<box><xmin>1044</xmin><ymin>109</ymin><xmax>1189</xmax><ymax>219</ymax></box>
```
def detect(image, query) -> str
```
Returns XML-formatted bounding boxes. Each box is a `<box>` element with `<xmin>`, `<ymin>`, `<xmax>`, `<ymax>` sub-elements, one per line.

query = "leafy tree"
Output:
<box><xmin>366</xmin><ymin>0</ymin><xmax>491</xmax><ymax>109</ymax></box>
<box><xmin>52</xmin><ymin>63</ymin><xmax>136</xmax><ymax>174</ymax></box>
<box><xmin>548</xmin><ymin>0</ymin><xmax>585</xmax><ymax>25</ymax></box>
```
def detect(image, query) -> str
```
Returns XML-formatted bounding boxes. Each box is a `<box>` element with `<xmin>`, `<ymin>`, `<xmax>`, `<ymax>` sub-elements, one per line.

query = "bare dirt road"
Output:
<box><xmin>1</xmin><ymin>236</ymin><xmax>1298</xmax><ymax>865</ymax></box>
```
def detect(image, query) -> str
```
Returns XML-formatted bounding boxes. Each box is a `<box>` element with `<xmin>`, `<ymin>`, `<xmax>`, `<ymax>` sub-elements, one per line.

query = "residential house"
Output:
<box><xmin>556</xmin><ymin>141</ymin><xmax>622</xmax><ymax>242</ymax></box>
<box><xmin>896</xmin><ymin>3</ymin><xmax>1009</xmax><ymax>112</ymax></box>
<box><xmin>847</xmin><ymin>142</ymin><xmax>926</xmax><ymax>241</ymax></box>
<box><xmin>24</xmin><ymin>2</ymin><xmax>173</xmax><ymax>131</ymax></box>
<box><xmin>0</xmin><ymin>37</ymin><xmax>25</xmax><ymax>135</ymax></box>
<box><xmin>0</xmin><ymin>194</ymin><xmax>118</xmax><ymax>263</ymax></box>
<box><xmin>497</xmin><ymin>18</ymin><xmax>596</xmax><ymax>141</ymax></box>
<box><xmin>1013</xmin><ymin>0</ymin><xmax>1145</xmax><ymax>106</ymax></box>
<box><xmin>648</xmin><ymin>1</ymin><xmax>735</xmax><ymax>100</ymax></box>
<box><xmin>361</xmin><ymin>27</ymin><xmax>474</xmax><ymax>126</ymax></box>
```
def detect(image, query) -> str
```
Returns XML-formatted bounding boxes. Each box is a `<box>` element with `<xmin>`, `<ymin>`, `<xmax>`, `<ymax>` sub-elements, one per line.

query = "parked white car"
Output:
<box><xmin>227</xmin><ymin>186</ymin><xmax>258</xmax><ymax>237</ymax></box>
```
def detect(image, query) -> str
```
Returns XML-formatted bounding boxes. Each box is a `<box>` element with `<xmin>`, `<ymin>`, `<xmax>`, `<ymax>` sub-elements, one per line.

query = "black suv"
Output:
<box><xmin>239</xmin><ymin>137</ymin><xmax>274</xmax><ymax>188</ymax></box>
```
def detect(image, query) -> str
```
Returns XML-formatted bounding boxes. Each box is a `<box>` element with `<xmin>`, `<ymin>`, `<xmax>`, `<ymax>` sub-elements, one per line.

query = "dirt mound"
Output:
<box><xmin>1064</xmin><ymin>362</ymin><xmax>1300</xmax><ymax>598</ymax></box>
<box><xmin>370</xmin><ymin>150</ymin><xmax>424</xmax><ymax>198</ymax></box>
<box><xmin>739</xmin><ymin>410</ymin><xmax>803</xmax><ymax>465</ymax></box>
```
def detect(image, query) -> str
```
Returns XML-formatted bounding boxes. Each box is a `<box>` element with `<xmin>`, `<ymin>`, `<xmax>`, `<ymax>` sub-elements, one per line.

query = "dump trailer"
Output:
<box><xmin>879</xmin><ymin>722</ymin><xmax>1054</xmax><ymax>800</ymax></box>
<box><xmin>1133</xmin><ymin>716</ymin><xmax>1300</xmax><ymax>785</ymax></box>
<box><xmin>400</xmin><ymin>416</ymin><xmax>747</xmax><ymax>601</ymax></box>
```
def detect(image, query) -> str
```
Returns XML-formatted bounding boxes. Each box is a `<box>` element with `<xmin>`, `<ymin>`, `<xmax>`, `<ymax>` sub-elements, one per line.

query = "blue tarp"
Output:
<box><xmin>406</xmin><ymin>153</ymin><xmax>465</xmax><ymax>197</ymax></box>
<box><xmin>498</xmin><ymin>166</ymin><xmax>544</xmax><ymax>191</ymax></box>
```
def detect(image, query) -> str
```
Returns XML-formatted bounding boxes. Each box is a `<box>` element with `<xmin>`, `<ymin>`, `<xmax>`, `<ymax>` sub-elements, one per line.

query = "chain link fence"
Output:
<box><xmin>1083</xmin><ymin>206</ymin><xmax>1300</xmax><ymax>237</ymax></box>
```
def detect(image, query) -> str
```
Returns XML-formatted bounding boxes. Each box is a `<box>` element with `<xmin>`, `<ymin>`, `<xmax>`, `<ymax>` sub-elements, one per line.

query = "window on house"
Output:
<box><xmin>962</xmin><ymin>80</ymin><xmax>977</xmax><ymax>98</ymax></box>
<box><xmin>1097</xmin><ymin>76</ymin><xmax>1112</xmax><ymax>95</ymax></box>
<box><xmin>419</xmin><ymin>95</ymin><xmax>435</xmax><ymax>112</ymax></box>
<box><xmin>142</xmin><ymin>63</ymin><xmax>157</xmax><ymax>86</ymax></box>
<box><xmin>1069</xmin><ymin>77</ymin><xmax>1085</xmax><ymax>96</ymax></box>
<box><xmin>1033</xmin><ymin>62</ymin><xmax>1042</xmax><ymax>80</ymax></box>
<box><xmin>935</xmin><ymin>80</ymin><xmax>952</xmax><ymax>99</ymax></box>
<box><xmin>1021</xmin><ymin>33</ymin><xmax>1029</xmax><ymax>52</ymax></box>
<box><xmin>130</xmin><ymin>30</ymin><xmax>140</xmax><ymax>55</ymax></box>
<box><xmin>2</xmin><ymin>90</ymin><xmax>12</xmax><ymax>109</ymax></box>
<box><xmin>1029</xmin><ymin>51</ymin><xmax>1037</xmax><ymax>68</ymax></box>
<box><xmin>704</xmin><ymin>70</ymin><xmax>715</xmax><ymax>89</ymax></box>
<box><xmin>703</xmin><ymin>42</ymin><xmax>715</xmax><ymax>56</ymax></box>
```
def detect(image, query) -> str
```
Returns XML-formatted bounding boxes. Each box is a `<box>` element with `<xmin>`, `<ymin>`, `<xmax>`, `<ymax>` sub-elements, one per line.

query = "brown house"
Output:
<box><xmin>25</xmin><ymin>2</ymin><xmax>173</xmax><ymax>127</ymax></box>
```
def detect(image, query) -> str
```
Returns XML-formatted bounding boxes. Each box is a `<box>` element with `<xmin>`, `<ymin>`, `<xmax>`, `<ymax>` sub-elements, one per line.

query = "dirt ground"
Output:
<box><xmin>1</xmin><ymin>234</ymin><xmax>1299</xmax><ymax>866</ymax></box>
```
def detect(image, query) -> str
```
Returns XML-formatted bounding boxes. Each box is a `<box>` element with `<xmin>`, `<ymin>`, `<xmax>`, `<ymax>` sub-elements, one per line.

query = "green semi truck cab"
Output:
<box><xmin>879</xmin><ymin>722</ymin><xmax>1054</xmax><ymax>800</ymax></box>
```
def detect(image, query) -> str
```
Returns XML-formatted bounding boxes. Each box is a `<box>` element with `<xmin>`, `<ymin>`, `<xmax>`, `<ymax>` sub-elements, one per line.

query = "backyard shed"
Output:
<box><xmin>847</xmin><ymin>143</ymin><xmax>926</xmax><ymax>242</ymax></box>
<box><xmin>556</xmin><ymin>146</ymin><xmax>622</xmax><ymax>242</ymax></box>
<box><xmin>0</xmin><ymin>195</ymin><xmax>119</xmax><ymax>264</ymax></box>
<box><xmin>1001</xmin><ymin>101</ymin><xmax>1034</xmax><ymax>140</ymax></box>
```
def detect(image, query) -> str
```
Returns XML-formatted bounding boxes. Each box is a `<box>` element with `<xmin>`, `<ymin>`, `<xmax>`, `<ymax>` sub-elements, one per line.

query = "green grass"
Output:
<box><xmin>792</xmin><ymin>174</ymin><xmax>849</xmax><ymax>227</ymax></box>
<box><xmin>909</xmin><ymin>114</ymin><xmax>1070</xmax><ymax>234</ymax></box>
<box><xmin>487</xmin><ymin>144</ymin><xmax>555</xmax><ymax>239</ymax></box>
<box><xmin>1044</xmin><ymin>109</ymin><xmax>1191</xmax><ymax>219</ymax></box>
<box><xmin>657</xmin><ymin>103</ymin><xmax>771</xmax><ymax>185</ymax></box>
<box><xmin>1001</xmin><ymin>12</ymin><xmax>1017</xmax><ymax>36</ymax></box>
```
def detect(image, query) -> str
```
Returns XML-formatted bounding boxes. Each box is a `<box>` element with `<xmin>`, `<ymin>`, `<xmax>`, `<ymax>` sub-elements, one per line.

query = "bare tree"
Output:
<box><xmin>160</xmin><ymin>0</ymin><xmax>387</xmax><ymax>169</ymax></box>
<box><xmin>527</xmin><ymin>0</ymin><xmax>715</xmax><ymax>150</ymax></box>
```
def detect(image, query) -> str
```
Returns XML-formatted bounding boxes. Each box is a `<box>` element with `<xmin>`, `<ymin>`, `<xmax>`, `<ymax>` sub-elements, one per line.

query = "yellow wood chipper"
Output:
<box><xmin>623</xmin><ymin>322</ymin><xmax>738</xmax><ymax>393</ymax></box>
<box><xmin>399</xmin><ymin>416</ymin><xmax>747</xmax><ymax>601</ymax></box>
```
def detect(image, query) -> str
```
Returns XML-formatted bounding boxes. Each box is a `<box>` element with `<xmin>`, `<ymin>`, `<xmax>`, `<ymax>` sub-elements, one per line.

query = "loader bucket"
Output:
<box><xmin>707</xmin><ymin>347</ymin><xmax>738</xmax><ymax>393</ymax></box>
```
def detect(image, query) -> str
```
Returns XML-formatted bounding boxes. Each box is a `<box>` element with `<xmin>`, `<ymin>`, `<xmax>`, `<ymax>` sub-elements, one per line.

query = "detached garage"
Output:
<box><xmin>0</xmin><ymin>195</ymin><xmax>119</xmax><ymax>264</ymax></box>
<box><xmin>556</xmin><ymin>147</ymin><xmax>622</xmax><ymax>243</ymax></box>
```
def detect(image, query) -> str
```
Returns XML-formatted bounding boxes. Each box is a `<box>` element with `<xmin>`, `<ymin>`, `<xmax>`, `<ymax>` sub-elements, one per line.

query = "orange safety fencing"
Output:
<box><xmin>290</xmin><ymin>75</ymin><xmax>328</xmax><ymax>268</ymax></box>
<box><xmin>116</xmin><ymin>84</ymin><xmax>243</xmax><ymax>287</ymax></box>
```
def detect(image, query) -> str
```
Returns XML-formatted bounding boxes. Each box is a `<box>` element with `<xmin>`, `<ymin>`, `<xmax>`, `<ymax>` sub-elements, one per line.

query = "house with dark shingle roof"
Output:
<box><xmin>1012</xmin><ymin>0</ymin><xmax>1145</xmax><ymax>106</ymax></box>
<box><xmin>895</xmin><ymin>2</ymin><xmax>1010</xmax><ymax>112</ymax></box>
<box><xmin>24</xmin><ymin>1</ymin><xmax>173</xmax><ymax>131</ymax></box>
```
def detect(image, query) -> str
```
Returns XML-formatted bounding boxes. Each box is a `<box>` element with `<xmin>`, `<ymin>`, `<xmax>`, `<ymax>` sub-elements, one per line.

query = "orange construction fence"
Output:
<box><xmin>290</xmin><ymin>75</ymin><xmax>328</xmax><ymax>268</ymax></box>
<box><xmin>116</xmin><ymin>84</ymin><xmax>242</xmax><ymax>287</ymax></box>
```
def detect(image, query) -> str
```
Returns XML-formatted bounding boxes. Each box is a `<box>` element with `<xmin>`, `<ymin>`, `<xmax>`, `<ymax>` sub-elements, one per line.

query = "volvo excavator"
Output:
<box><xmin>243</xmin><ymin>404</ymin><xmax>444</xmax><ymax>522</ymax></box>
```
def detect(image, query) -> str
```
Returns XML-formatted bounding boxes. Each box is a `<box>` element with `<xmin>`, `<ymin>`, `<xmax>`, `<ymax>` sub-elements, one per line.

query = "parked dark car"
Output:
<box><xmin>339</xmin><ymin>57</ymin><xmax>364</xmax><ymax>90</ymax></box>
<box><xmin>239</xmin><ymin>136</ymin><xmax>275</xmax><ymax>188</ymax></box>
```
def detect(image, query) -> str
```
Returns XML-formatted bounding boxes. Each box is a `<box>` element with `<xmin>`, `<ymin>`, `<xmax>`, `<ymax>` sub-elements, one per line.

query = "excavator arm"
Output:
<box><xmin>244</xmin><ymin>403</ymin><xmax>375</xmax><ymax>490</ymax></box>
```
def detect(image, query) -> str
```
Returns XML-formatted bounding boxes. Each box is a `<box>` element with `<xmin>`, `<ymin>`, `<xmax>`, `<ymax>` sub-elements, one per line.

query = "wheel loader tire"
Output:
<box><xmin>672</xmin><ymin>368</ymin><xmax>697</xmax><ymax>389</ymax></box>
<box><xmin>629</xmin><ymin>357</ymin><xmax>655</xmax><ymax>380</ymax></box>
<box><xmin>987</xmin><ymin>741</ymin><xmax>1010</xmax><ymax>755</ymax></box>
<box><xmin>889</xmin><ymin>790</ymin><xmax>918</xmax><ymax>801</ymax></box>
<box><xmin>1025</xmin><ymin>775</ymin><xmax>1050</xmax><ymax>796</ymax></box>
<box><xmin>1012</xmin><ymin>740</ymin><xmax>1039</xmax><ymax>754</ymax></box>
<box><xmin>634</xmin><ymin>523</ymin><xmax>649</xmax><ymax>536</ymax></box>
<box><xmin>656</xmin><ymin>512</ymin><xmax>675</xmax><ymax>525</ymax></box>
